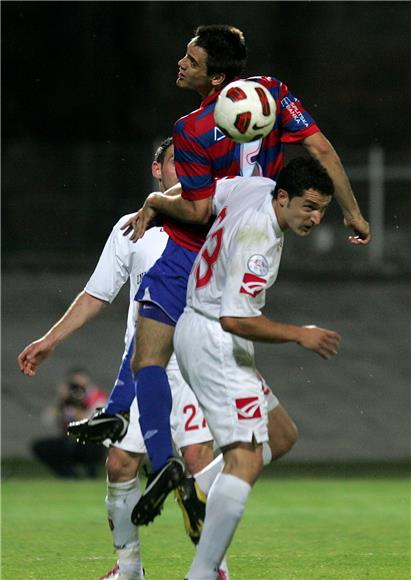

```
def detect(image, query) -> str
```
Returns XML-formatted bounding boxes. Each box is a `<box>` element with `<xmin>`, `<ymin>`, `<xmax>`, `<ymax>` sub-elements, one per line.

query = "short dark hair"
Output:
<box><xmin>65</xmin><ymin>367</ymin><xmax>91</xmax><ymax>384</ymax></box>
<box><xmin>273</xmin><ymin>157</ymin><xmax>334</xmax><ymax>199</ymax></box>
<box><xmin>154</xmin><ymin>137</ymin><xmax>173</xmax><ymax>165</ymax></box>
<box><xmin>194</xmin><ymin>25</ymin><xmax>247</xmax><ymax>82</ymax></box>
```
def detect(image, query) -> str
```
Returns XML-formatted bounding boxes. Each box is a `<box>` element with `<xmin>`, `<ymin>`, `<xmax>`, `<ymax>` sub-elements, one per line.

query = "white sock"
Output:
<box><xmin>262</xmin><ymin>441</ymin><xmax>272</xmax><ymax>466</ymax></box>
<box><xmin>106</xmin><ymin>477</ymin><xmax>144</xmax><ymax>578</ymax></box>
<box><xmin>187</xmin><ymin>473</ymin><xmax>251</xmax><ymax>579</ymax></box>
<box><xmin>194</xmin><ymin>454</ymin><xmax>224</xmax><ymax>496</ymax></box>
<box><xmin>219</xmin><ymin>556</ymin><xmax>230</xmax><ymax>579</ymax></box>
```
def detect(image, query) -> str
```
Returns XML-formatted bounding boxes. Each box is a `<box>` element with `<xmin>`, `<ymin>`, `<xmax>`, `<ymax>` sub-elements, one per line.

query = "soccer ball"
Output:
<box><xmin>214</xmin><ymin>80</ymin><xmax>276</xmax><ymax>143</ymax></box>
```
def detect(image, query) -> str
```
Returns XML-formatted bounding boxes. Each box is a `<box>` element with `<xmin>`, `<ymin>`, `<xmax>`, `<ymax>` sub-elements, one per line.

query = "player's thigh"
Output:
<box><xmin>132</xmin><ymin>314</ymin><xmax>175</xmax><ymax>370</ymax></box>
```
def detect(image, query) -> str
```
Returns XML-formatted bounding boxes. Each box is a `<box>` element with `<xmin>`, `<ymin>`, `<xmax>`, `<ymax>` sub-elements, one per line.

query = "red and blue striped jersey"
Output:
<box><xmin>165</xmin><ymin>75</ymin><xmax>319</xmax><ymax>251</ymax></box>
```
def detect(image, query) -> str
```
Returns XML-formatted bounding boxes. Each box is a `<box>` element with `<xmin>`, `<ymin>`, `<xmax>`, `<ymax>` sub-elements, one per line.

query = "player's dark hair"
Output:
<box><xmin>154</xmin><ymin>137</ymin><xmax>173</xmax><ymax>165</ymax></box>
<box><xmin>273</xmin><ymin>157</ymin><xmax>334</xmax><ymax>199</ymax></box>
<box><xmin>66</xmin><ymin>367</ymin><xmax>90</xmax><ymax>379</ymax></box>
<box><xmin>194</xmin><ymin>25</ymin><xmax>247</xmax><ymax>82</ymax></box>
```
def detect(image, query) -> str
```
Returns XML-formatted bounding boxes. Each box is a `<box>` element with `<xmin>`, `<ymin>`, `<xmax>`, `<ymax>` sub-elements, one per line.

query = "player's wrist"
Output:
<box><xmin>341</xmin><ymin>202</ymin><xmax>362</xmax><ymax>222</ymax></box>
<box><xmin>145</xmin><ymin>192</ymin><xmax>162</xmax><ymax>214</ymax></box>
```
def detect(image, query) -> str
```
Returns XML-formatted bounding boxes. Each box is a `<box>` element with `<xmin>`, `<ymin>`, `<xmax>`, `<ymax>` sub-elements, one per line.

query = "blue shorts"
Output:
<box><xmin>135</xmin><ymin>238</ymin><xmax>198</xmax><ymax>325</ymax></box>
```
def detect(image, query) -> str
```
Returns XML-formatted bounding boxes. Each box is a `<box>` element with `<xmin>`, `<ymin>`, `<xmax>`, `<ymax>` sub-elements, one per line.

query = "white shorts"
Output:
<box><xmin>174</xmin><ymin>308</ymin><xmax>269</xmax><ymax>449</ymax></box>
<box><xmin>114</xmin><ymin>367</ymin><xmax>212</xmax><ymax>454</ymax></box>
<box><xmin>257</xmin><ymin>371</ymin><xmax>279</xmax><ymax>413</ymax></box>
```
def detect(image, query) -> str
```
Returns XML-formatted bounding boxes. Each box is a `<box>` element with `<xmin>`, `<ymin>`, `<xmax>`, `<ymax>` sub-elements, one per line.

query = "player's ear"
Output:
<box><xmin>211</xmin><ymin>72</ymin><xmax>226</xmax><ymax>88</ymax></box>
<box><xmin>152</xmin><ymin>161</ymin><xmax>161</xmax><ymax>181</ymax></box>
<box><xmin>277</xmin><ymin>188</ymin><xmax>289</xmax><ymax>207</ymax></box>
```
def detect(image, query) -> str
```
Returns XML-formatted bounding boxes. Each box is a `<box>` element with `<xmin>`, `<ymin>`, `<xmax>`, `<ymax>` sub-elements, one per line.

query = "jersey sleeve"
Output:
<box><xmin>219</xmin><ymin>224</ymin><xmax>275</xmax><ymax>318</ymax></box>
<box><xmin>277</xmin><ymin>81</ymin><xmax>320</xmax><ymax>142</ymax></box>
<box><xmin>173</xmin><ymin>118</ymin><xmax>216</xmax><ymax>201</ymax></box>
<box><xmin>84</xmin><ymin>218</ymin><xmax>132</xmax><ymax>303</ymax></box>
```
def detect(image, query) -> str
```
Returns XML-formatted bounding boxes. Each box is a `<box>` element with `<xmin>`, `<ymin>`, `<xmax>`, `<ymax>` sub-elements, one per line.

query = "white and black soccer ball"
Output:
<box><xmin>214</xmin><ymin>80</ymin><xmax>277</xmax><ymax>143</ymax></box>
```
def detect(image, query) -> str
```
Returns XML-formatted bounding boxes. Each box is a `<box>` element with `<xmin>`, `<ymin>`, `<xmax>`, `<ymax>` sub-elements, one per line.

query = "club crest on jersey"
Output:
<box><xmin>240</xmin><ymin>273</ymin><xmax>267</xmax><ymax>297</ymax></box>
<box><xmin>236</xmin><ymin>397</ymin><xmax>262</xmax><ymax>420</ymax></box>
<box><xmin>247</xmin><ymin>254</ymin><xmax>269</xmax><ymax>276</ymax></box>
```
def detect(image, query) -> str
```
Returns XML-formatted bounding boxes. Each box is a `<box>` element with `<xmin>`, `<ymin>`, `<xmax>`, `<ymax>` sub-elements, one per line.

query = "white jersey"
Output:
<box><xmin>84</xmin><ymin>217</ymin><xmax>178</xmax><ymax>370</ymax></box>
<box><xmin>186</xmin><ymin>176</ymin><xmax>284</xmax><ymax>320</ymax></box>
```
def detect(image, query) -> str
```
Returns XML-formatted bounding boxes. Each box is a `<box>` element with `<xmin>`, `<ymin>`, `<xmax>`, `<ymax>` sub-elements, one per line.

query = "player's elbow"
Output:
<box><xmin>304</xmin><ymin>131</ymin><xmax>335</xmax><ymax>161</ymax></box>
<box><xmin>220</xmin><ymin>316</ymin><xmax>244</xmax><ymax>335</ymax></box>
<box><xmin>192</xmin><ymin>200</ymin><xmax>212</xmax><ymax>224</ymax></box>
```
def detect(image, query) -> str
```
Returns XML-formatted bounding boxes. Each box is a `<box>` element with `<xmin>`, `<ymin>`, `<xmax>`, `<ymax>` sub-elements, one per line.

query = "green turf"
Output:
<box><xmin>2</xmin><ymin>476</ymin><xmax>410</xmax><ymax>579</ymax></box>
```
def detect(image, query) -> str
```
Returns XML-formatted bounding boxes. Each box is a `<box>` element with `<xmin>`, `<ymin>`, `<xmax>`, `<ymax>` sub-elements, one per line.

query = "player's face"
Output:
<box><xmin>279</xmin><ymin>188</ymin><xmax>332</xmax><ymax>236</ymax></box>
<box><xmin>152</xmin><ymin>145</ymin><xmax>178</xmax><ymax>193</ymax></box>
<box><xmin>160</xmin><ymin>145</ymin><xmax>178</xmax><ymax>191</ymax></box>
<box><xmin>177</xmin><ymin>39</ymin><xmax>214</xmax><ymax>97</ymax></box>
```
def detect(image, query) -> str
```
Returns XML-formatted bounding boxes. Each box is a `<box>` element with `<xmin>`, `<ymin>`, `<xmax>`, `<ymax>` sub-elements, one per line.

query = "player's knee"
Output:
<box><xmin>106</xmin><ymin>447</ymin><xmax>140</xmax><ymax>483</ymax></box>
<box><xmin>181</xmin><ymin>442</ymin><xmax>214</xmax><ymax>475</ymax></box>
<box><xmin>223</xmin><ymin>444</ymin><xmax>263</xmax><ymax>485</ymax></box>
<box><xmin>269</xmin><ymin>417</ymin><xmax>299</xmax><ymax>461</ymax></box>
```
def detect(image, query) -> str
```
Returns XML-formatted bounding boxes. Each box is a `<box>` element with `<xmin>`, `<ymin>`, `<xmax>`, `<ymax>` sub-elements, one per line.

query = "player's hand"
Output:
<box><xmin>17</xmin><ymin>338</ymin><xmax>55</xmax><ymax>376</ymax></box>
<box><xmin>344</xmin><ymin>214</ymin><xmax>371</xmax><ymax>245</ymax></box>
<box><xmin>299</xmin><ymin>325</ymin><xmax>341</xmax><ymax>359</ymax></box>
<box><xmin>121</xmin><ymin>198</ymin><xmax>158</xmax><ymax>242</ymax></box>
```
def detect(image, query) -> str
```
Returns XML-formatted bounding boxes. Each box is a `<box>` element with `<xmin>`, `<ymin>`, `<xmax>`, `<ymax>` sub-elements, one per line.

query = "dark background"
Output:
<box><xmin>3</xmin><ymin>1</ymin><xmax>411</xmax><ymax>269</ymax></box>
<box><xmin>2</xmin><ymin>1</ymin><xmax>410</xmax><ymax>462</ymax></box>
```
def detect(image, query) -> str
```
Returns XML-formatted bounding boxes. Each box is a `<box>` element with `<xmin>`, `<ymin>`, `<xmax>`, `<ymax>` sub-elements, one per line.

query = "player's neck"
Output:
<box><xmin>197</xmin><ymin>85</ymin><xmax>217</xmax><ymax>99</ymax></box>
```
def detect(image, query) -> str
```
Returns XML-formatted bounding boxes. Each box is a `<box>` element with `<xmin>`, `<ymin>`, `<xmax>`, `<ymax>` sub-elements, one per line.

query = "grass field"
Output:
<box><xmin>2</xmin><ymin>470</ymin><xmax>410</xmax><ymax>579</ymax></box>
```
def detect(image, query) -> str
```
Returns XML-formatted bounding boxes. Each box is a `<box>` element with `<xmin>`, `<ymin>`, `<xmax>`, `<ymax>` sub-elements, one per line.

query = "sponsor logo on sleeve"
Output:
<box><xmin>236</xmin><ymin>397</ymin><xmax>262</xmax><ymax>420</ymax></box>
<box><xmin>247</xmin><ymin>254</ymin><xmax>269</xmax><ymax>276</ymax></box>
<box><xmin>240</xmin><ymin>273</ymin><xmax>267</xmax><ymax>297</ymax></box>
<box><xmin>281</xmin><ymin>96</ymin><xmax>309</xmax><ymax>128</ymax></box>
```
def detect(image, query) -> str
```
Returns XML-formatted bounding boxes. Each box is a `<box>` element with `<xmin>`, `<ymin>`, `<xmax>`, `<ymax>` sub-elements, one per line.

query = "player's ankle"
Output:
<box><xmin>117</xmin><ymin>543</ymin><xmax>144</xmax><ymax>578</ymax></box>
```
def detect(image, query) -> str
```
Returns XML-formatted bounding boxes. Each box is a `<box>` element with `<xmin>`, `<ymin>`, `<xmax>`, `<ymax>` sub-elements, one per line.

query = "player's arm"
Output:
<box><xmin>220</xmin><ymin>315</ymin><xmax>340</xmax><ymax>360</ymax></box>
<box><xmin>17</xmin><ymin>291</ymin><xmax>107</xmax><ymax>377</ymax></box>
<box><xmin>121</xmin><ymin>184</ymin><xmax>213</xmax><ymax>242</ymax></box>
<box><xmin>302</xmin><ymin>132</ymin><xmax>371</xmax><ymax>244</ymax></box>
<box><xmin>146</xmin><ymin>189</ymin><xmax>213</xmax><ymax>224</ymax></box>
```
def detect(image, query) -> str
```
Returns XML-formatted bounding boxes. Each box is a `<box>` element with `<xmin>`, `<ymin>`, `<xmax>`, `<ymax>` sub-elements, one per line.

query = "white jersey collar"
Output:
<box><xmin>264</xmin><ymin>195</ymin><xmax>283</xmax><ymax>239</ymax></box>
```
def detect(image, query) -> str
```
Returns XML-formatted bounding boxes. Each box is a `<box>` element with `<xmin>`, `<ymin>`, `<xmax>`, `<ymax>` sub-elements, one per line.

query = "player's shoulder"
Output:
<box><xmin>247</xmin><ymin>75</ymin><xmax>285</xmax><ymax>98</ymax></box>
<box><xmin>247</xmin><ymin>75</ymin><xmax>282</xmax><ymax>88</ymax></box>
<box><xmin>217</xmin><ymin>175</ymin><xmax>275</xmax><ymax>192</ymax></box>
<box><xmin>214</xmin><ymin>176</ymin><xmax>276</xmax><ymax>215</ymax></box>
<box><xmin>111</xmin><ymin>215</ymin><xmax>168</xmax><ymax>247</ymax></box>
<box><xmin>174</xmin><ymin>105</ymin><xmax>204</xmax><ymax>133</ymax></box>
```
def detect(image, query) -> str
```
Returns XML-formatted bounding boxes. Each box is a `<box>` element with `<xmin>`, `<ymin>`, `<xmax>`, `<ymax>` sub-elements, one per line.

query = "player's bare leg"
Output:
<box><xmin>102</xmin><ymin>442</ymin><xmax>219</xmax><ymax>578</ymax></box>
<box><xmin>186</xmin><ymin>443</ymin><xmax>263</xmax><ymax>579</ymax></box>
<box><xmin>188</xmin><ymin>405</ymin><xmax>296</xmax><ymax>579</ymax></box>
<box><xmin>181</xmin><ymin>442</ymin><xmax>214</xmax><ymax>476</ymax></box>
<box><xmin>266</xmin><ymin>404</ymin><xmax>299</xmax><ymax>462</ymax></box>
<box><xmin>102</xmin><ymin>447</ymin><xmax>145</xmax><ymax>580</ymax></box>
<box><xmin>193</xmin><ymin>404</ymin><xmax>298</xmax><ymax>496</ymax></box>
<box><xmin>131</xmin><ymin>312</ymin><xmax>185</xmax><ymax>525</ymax></box>
<box><xmin>131</xmin><ymin>315</ymin><xmax>174</xmax><ymax>373</ymax></box>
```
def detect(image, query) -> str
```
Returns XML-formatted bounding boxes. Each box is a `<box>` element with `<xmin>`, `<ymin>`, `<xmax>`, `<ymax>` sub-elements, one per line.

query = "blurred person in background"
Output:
<box><xmin>31</xmin><ymin>367</ymin><xmax>107</xmax><ymax>479</ymax></box>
